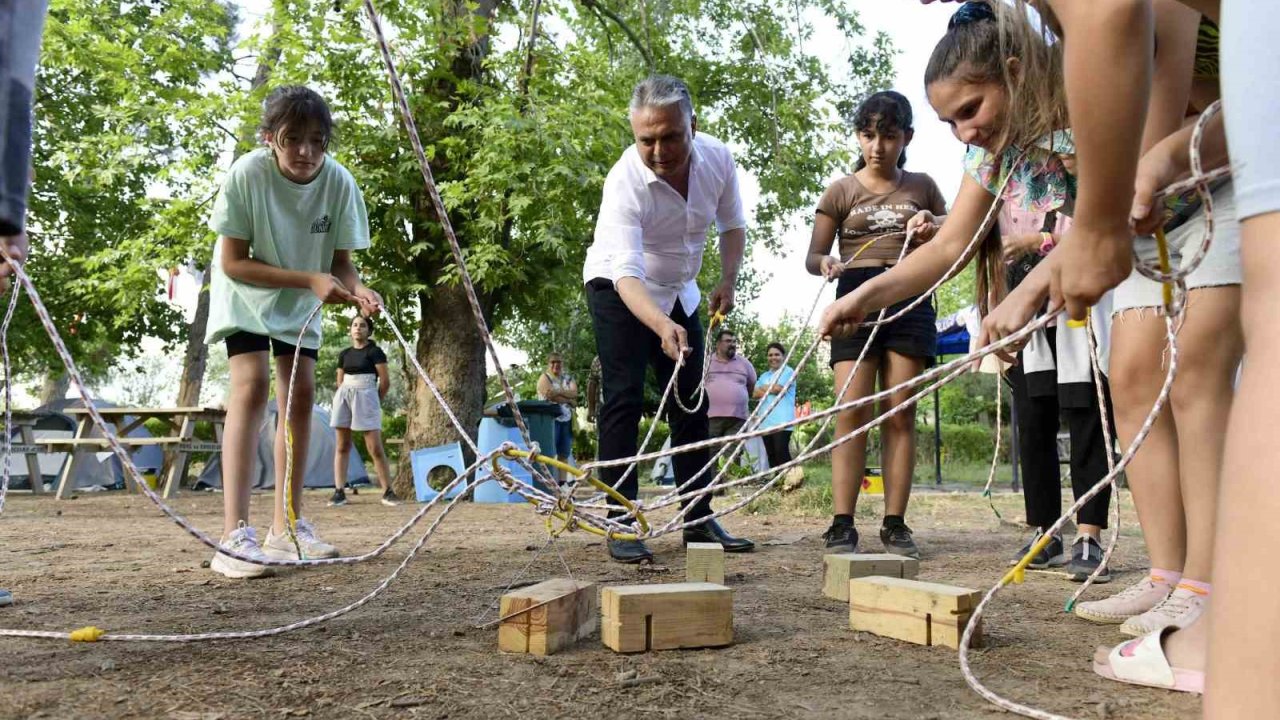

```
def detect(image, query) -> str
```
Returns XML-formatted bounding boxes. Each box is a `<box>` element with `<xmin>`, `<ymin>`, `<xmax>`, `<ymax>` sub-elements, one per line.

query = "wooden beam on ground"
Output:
<box><xmin>685</xmin><ymin>542</ymin><xmax>725</xmax><ymax>585</ymax></box>
<box><xmin>497</xmin><ymin>578</ymin><xmax>596</xmax><ymax>656</ymax></box>
<box><xmin>822</xmin><ymin>553</ymin><xmax>919</xmax><ymax>602</ymax></box>
<box><xmin>601</xmin><ymin>582</ymin><xmax>732</xmax><ymax>653</ymax></box>
<box><xmin>848</xmin><ymin>576</ymin><xmax>982</xmax><ymax>650</ymax></box>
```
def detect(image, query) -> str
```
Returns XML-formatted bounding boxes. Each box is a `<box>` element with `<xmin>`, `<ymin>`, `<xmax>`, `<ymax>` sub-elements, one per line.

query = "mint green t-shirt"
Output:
<box><xmin>205</xmin><ymin>148</ymin><xmax>370</xmax><ymax>350</ymax></box>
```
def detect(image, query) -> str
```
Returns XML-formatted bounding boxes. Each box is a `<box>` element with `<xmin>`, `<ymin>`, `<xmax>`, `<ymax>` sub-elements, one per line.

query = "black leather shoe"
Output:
<box><xmin>608</xmin><ymin>538</ymin><xmax>654</xmax><ymax>564</ymax></box>
<box><xmin>683</xmin><ymin>519</ymin><xmax>755</xmax><ymax>553</ymax></box>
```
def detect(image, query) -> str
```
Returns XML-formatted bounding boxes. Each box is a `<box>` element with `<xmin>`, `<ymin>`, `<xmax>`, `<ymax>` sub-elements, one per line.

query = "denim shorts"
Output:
<box><xmin>1112</xmin><ymin>183</ymin><xmax>1241</xmax><ymax>314</ymax></box>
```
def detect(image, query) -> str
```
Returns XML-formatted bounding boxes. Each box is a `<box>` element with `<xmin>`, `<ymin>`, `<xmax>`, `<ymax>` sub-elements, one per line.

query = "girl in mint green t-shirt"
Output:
<box><xmin>205</xmin><ymin>86</ymin><xmax>381</xmax><ymax>579</ymax></box>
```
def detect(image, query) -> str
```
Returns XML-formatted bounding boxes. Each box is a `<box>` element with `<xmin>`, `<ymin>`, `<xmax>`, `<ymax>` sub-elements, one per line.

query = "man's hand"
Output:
<box><xmin>905</xmin><ymin>210</ymin><xmax>941</xmax><ymax>244</ymax></box>
<box><xmin>655</xmin><ymin>318</ymin><xmax>690</xmax><ymax>362</ymax></box>
<box><xmin>309</xmin><ymin>273</ymin><xmax>357</xmax><ymax>304</ymax></box>
<box><xmin>818</xmin><ymin>291</ymin><xmax>867</xmax><ymax>340</ymax></box>
<box><xmin>0</xmin><ymin>233</ymin><xmax>29</xmax><ymax>295</ymax></box>
<box><xmin>708</xmin><ymin>279</ymin><xmax>736</xmax><ymax>317</ymax></box>
<box><xmin>1049</xmin><ymin>223</ymin><xmax>1133</xmax><ymax>320</ymax></box>
<box><xmin>353</xmin><ymin>286</ymin><xmax>384</xmax><ymax>317</ymax></box>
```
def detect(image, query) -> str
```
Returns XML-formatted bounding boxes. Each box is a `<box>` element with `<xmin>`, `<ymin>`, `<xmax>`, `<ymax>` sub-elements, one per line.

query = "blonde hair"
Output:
<box><xmin>924</xmin><ymin>1</ymin><xmax>1067</xmax><ymax>156</ymax></box>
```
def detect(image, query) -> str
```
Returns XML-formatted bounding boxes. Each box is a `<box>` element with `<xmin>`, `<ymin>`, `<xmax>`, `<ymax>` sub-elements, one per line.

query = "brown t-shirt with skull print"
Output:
<box><xmin>814</xmin><ymin>171</ymin><xmax>948</xmax><ymax>263</ymax></box>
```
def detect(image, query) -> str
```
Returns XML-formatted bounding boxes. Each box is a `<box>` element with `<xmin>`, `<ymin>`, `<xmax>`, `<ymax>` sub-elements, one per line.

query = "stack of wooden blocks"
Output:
<box><xmin>823</xmin><ymin>553</ymin><xmax>982</xmax><ymax>650</ymax></box>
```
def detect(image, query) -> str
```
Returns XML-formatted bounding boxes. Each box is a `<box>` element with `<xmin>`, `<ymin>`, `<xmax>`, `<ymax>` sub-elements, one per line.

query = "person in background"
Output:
<box><xmin>329</xmin><ymin>313</ymin><xmax>400</xmax><ymax>508</ymax></box>
<box><xmin>535</xmin><ymin>352</ymin><xmax>579</xmax><ymax>483</ymax></box>
<box><xmin>705</xmin><ymin>328</ymin><xmax>757</xmax><ymax>439</ymax></box>
<box><xmin>753</xmin><ymin>342</ymin><xmax>797</xmax><ymax>469</ymax></box>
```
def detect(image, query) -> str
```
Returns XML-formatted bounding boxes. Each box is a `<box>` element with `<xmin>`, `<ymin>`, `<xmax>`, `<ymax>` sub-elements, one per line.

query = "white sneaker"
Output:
<box><xmin>1074</xmin><ymin>574</ymin><xmax>1174</xmax><ymax>624</ymax></box>
<box><xmin>263</xmin><ymin>518</ymin><xmax>340</xmax><ymax>560</ymax></box>
<box><xmin>1119</xmin><ymin>586</ymin><xmax>1207</xmax><ymax>637</ymax></box>
<box><xmin>210</xmin><ymin>524</ymin><xmax>274</xmax><ymax>579</ymax></box>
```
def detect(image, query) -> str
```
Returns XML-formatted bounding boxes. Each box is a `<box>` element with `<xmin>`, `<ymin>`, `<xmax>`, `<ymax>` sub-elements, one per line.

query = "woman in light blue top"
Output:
<box><xmin>753</xmin><ymin>342</ymin><xmax>796</xmax><ymax>469</ymax></box>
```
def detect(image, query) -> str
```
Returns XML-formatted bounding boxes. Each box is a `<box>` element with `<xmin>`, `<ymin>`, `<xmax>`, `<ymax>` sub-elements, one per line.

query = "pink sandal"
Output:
<box><xmin>1092</xmin><ymin>627</ymin><xmax>1204</xmax><ymax>694</ymax></box>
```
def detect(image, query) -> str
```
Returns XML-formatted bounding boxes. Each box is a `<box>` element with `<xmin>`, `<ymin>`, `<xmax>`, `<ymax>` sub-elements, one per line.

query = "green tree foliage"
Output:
<box><xmin>20</xmin><ymin>0</ymin><xmax>237</xmax><ymax>380</ymax></box>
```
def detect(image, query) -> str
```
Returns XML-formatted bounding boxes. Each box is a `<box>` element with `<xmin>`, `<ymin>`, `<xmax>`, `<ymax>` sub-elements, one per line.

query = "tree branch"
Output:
<box><xmin>577</xmin><ymin>0</ymin><xmax>652</xmax><ymax>70</ymax></box>
<box><xmin>517</xmin><ymin>0</ymin><xmax>543</xmax><ymax>101</ymax></box>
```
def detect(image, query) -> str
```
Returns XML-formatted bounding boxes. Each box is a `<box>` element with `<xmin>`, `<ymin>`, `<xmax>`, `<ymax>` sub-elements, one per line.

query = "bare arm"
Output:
<box><xmin>375</xmin><ymin>363</ymin><xmax>390</xmax><ymax>400</ymax></box>
<box><xmin>562</xmin><ymin>378</ymin><xmax>579</xmax><ymax>405</ymax></box>
<box><xmin>1043</xmin><ymin>0</ymin><xmax>1153</xmax><ymax>318</ymax></box>
<box><xmin>1143</xmin><ymin>0</ymin><xmax>1201</xmax><ymax>153</ymax></box>
<box><xmin>336</xmin><ymin>368</ymin><xmax>345</xmax><ymax>388</ymax></box>
<box><xmin>707</xmin><ymin>226</ymin><xmax>746</xmax><ymax>316</ymax></box>
<box><xmin>804</xmin><ymin>213</ymin><xmax>840</xmax><ymax>276</ymax></box>
<box><xmin>535</xmin><ymin>373</ymin><xmax>553</xmax><ymax>403</ymax></box>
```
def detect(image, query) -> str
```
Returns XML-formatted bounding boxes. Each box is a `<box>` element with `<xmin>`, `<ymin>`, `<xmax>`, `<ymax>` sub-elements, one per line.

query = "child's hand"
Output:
<box><xmin>1002</xmin><ymin>233</ymin><xmax>1042</xmax><ymax>262</ymax></box>
<box><xmin>977</xmin><ymin>280</ymin><xmax>1051</xmax><ymax>366</ymax></box>
<box><xmin>1130</xmin><ymin>145</ymin><xmax>1183</xmax><ymax>236</ymax></box>
<box><xmin>905</xmin><ymin>210</ymin><xmax>940</xmax><ymax>244</ymax></box>
<box><xmin>0</xmin><ymin>232</ymin><xmax>28</xmax><ymax>295</ymax></box>
<box><xmin>309</xmin><ymin>273</ymin><xmax>356</xmax><ymax>304</ymax></box>
<box><xmin>353</xmin><ymin>286</ymin><xmax>383</xmax><ymax>316</ymax></box>
<box><xmin>818</xmin><ymin>292</ymin><xmax>867</xmax><ymax>340</ymax></box>
<box><xmin>1049</xmin><ymin>223</ymin><xmax>1132</xmax><ymax>321</ymax></box>
<box><xmin>818</xmin><ymin>256</ymin><xmax>845</xmax><ymax>281</ymax></box>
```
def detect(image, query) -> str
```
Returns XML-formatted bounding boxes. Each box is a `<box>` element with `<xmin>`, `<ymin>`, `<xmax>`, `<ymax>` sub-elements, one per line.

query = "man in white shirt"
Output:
<box><xmin>584</xmin><ymin>75</ymin><xmax>755</xmax><ymax>563</ymax></box>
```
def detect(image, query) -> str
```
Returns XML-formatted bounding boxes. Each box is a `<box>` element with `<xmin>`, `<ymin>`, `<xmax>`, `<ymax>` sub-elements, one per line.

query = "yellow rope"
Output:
<box><xmin>496</xmin><ymin>449</ymin><xmax>649</xmax><ymax>540</ymax></box>
<box><xmin>69</xmin><ymin>626</ymin><xmax>106</xmax><ymax>643</ymax></box>
<box><xmin>1154</xmin><ymin>227</ymin><xmax>1175</xmax><ymax>312</ymax></box>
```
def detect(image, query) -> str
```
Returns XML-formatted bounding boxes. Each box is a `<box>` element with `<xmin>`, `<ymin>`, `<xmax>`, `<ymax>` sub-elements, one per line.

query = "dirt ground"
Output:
<box><xmin>0</xmin><ymin>488</ymin><xmax>1200</xmax><ymax>720</ymax></box>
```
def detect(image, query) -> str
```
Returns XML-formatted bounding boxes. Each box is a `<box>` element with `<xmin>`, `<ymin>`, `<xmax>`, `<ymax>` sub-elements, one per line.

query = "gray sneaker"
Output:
<box><xmin>1011</xmin><ymin>530</ymin><xmax>1067</xmax><ymax>569</ymax></box>
<box><xmin>879</xmin><ymin>518</ymin><xmax>920</xmax><ymax>559</ymax></box>
<box><xmin>1068</xmin><ymin>535</ymin><xmax>1111</xmax><ymax>583</ymax></box>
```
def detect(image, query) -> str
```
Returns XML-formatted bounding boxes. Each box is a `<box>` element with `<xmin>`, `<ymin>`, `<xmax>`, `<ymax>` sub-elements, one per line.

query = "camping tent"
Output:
<box><xmin>195</xmin><ymin>401</ymin><xmax>368</xmax><ymax>490</ymax></box>
<box><xmin>4</xmin><ymin>399</ymin><xmax>165</xmax><ymax>491</ymax></box>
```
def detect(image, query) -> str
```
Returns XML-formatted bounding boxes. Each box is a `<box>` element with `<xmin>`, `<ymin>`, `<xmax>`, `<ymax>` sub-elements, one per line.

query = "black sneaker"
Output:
<box><xmin>1011</xmin><ymin>530</ymin><xmax>1067</xmax><ymax>569</ymax></box>
<box><xmin>879</xmin><ymin>518</ymin><xmax>920</xmax><ymax>559</ymax></box>
<box><xmin>327</xmin><ymin>488</ymin><xmax>348</xmax><ymax>507</ymax></box>
<box><xmin>381</xmin><ymin>489</ymin><xmax>402</xmax><ymax>507</ymax></box>
<box><xmin>1068</xmin><ymin>535</ymin><xmax>1111</xmax><ymax>583</ymax></box>
<box><xmin>822</xmin><ymin>521</ymin><xmax>859</xmax><ymax>553</ymax></box>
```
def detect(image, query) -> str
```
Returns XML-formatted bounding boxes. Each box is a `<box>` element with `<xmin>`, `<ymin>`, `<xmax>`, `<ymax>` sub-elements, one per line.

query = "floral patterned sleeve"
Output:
<box><xmin>962</xmin><ymin>132</ymin><xmax>1079</xmax><ymax>216</ymax></box>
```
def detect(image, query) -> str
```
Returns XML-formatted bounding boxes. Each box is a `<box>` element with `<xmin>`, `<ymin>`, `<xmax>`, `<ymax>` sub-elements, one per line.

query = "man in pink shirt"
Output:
<box><xmin>706</xmin><ymin>329</ymin><xmax>757</xmax><ymax>438</ymax></box>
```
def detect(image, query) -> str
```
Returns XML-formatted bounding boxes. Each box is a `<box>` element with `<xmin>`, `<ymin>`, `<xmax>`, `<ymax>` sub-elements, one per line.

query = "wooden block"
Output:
<box><xmin>498</xmin><ymin>578</ymin><xmax>597</xmax><ymax>656</ymax></box>
<box><xmin>601</xmin><ymin>582</ymin><xmax>733</xmax><ymax>653</ymax></box>
<box><xmin>822</xmin><ymin>553</ymin><xmax>919</xmax><ymax>602</ymax></box>
<box><xmin>848</xmin><ymin>576</ymin><xmax>982</xmax><ymax>650</ymax></box>
<box><xmin>686</xmin><ymin>542</ymin><xmax>725</xmax><ymax>585</ymax></box>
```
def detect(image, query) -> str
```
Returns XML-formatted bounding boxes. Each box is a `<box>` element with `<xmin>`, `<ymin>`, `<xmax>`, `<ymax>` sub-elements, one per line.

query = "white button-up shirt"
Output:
<box><xmin>583</xmin><ymin>133</ymin><xmax>747</xmax><ymax>315</ymax></box>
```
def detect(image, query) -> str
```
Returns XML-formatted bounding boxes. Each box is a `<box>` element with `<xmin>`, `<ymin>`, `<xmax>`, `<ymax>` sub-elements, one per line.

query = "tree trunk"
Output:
<box><xmin>39</xmin><ymin>372</ymin><xmax>70</xmax><ymax>405</ymax></box>
<box><xmin>175</xmin><ymin>282</ymin><xmax>210</xmax><ymax>407</ymax></box>
<box><xmin>393</xmin><ymin>283</ymin><xmax>488</xmax><ymax>497</ymax></box>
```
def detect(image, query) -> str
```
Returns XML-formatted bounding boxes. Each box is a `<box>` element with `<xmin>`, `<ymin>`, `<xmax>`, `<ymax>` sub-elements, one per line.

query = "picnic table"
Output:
<box><xmin>54</xmin><ymin>407</ymin><xmax>226</xmax><ymax>500</ymax></box>
<box><xmin>6</xmin><ymin>410</ymin><xmax>51</xmax><ymax>494</ymax></box>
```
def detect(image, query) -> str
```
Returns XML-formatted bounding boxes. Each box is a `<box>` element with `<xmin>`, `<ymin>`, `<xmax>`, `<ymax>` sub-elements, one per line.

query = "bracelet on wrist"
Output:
<box><xmin>1037</xmin><ymin>231</ymin><xmax>1056</xmax><ymax>257</ymax></box>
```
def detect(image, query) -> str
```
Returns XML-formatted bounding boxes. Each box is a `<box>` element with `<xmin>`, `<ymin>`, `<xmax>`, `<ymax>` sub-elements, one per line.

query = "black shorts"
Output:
<box><xmin>829</xmin><ymin>267</ymin><xmax>936</xmax><ymax>367</ymax></box>
<box><xmin>224</xmin><ymin>331</ymin><xmax>319</xmax><ymax>360</ymax></box>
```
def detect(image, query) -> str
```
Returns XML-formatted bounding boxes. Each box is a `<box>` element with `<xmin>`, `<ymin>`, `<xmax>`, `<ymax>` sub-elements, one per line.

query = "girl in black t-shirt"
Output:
<box><xmin>329</xmin><ymin>314</ymin><xmax>398</xmax><ymax>506</ymax></box>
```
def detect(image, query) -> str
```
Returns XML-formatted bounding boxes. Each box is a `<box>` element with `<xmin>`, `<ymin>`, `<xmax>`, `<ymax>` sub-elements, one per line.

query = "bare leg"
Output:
<box><xmin>1108</xmin><ymin>310</ymin><xmax>1186</xmax><ymax>572</ymax></box>
<box><xmin>1206</xmin><ymin>214</ymin><xmax>1280</xmax><ymax>716</ymax></box>
<box><xmin>1168</xmin><ymin>287</ymin><xmax>1242</xmax><ymax>584</ymax></box>
<box><xmin>362</xmin><ymin>429</ymin><xmax>393</xmax><ymax>492</ymax></box>
<box><xmin>879</xmin><ymin>350</ymin><xmax>926</xmax><ymax>518</ymax></box>
<box><xmin>333</xmin><ymin>427</ymin><xmax>352</xmax><ymax>491</ymax></box>
<box><xmin>221</xmin><ymin>352</ymin><xmax>270</xmax><ymax>537</ymax></box>
<box><xmin>831</xmin><ymin>357</ymin><xmax>880</xmax><ymax>517</ymax></box>
<box><xmin>271</xmin><ymin>354</ymin><xmax>315</xmax><ymax>535</ymax></box>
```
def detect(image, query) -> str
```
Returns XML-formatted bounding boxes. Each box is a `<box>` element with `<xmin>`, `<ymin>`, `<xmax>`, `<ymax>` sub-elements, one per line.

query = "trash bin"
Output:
<box><xmin>472</xmin><ymin>400</ymin><xmax>563</xmax><ymax>503</ymax></box>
